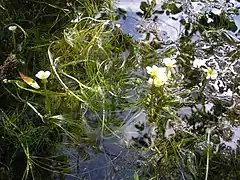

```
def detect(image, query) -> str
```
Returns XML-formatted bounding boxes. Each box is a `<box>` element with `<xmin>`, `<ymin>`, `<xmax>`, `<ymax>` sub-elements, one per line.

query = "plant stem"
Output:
<box><xmin>12</xmin><ymin>31</ymin><xmax>16</xmax><ymax>50</ymax></box>
<box><xmin>43</xmin><ymin>80</ymin><xmax>50</xmax><ymax>115</ymax></box>
<box><xmin>205</xmin><ymin>129</ymin><xmax>211</xmax><ymax>180</ymax></box>
<box><xmin>200</xmin><ymin>79</ymin><xmax>209</xmax><ymax>113</ymax></box>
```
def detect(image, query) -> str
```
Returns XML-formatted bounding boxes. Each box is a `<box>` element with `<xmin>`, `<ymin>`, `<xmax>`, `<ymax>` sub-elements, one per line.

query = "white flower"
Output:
<box><xmin>154</xmin><ymin>75</ymin><xmax>168</xmax><ymax>86</ymax></box>
<box><xmin>3</xmin><ymin>79</ymin><xmax>9</xmax><ymax>83</ymax></box>
<box><xmin>115</xmin><ymin>23</ymin><xmax>121</xmax><ymax>28</ymax></box>
<box><xmin>146</xmin><ymin>65</ymin><xmax>159</xmax><ymax>77</ymax></box>
<box><xmin>205</xmin><ymin>67</ymin><xmax>218</xmax><ymax>80</ymax></box>
<box><xmin>148</xmin><ymin>69</ymin><xmax>169</xmax><ymax>87</ymax></box>
<box><xmin>163</xmin><ymin>58</ymin><xmax>176</xmax><ymax>69</ymax></box>
<box><xmin>35</xmin><ymin>70</ymin><xmax>51</xmax><ymax>80</ymax></box>
<box><xmin>146</xmin><ymin>65</ymin><xmax>170</xmax><ymax>87</ymax></box>
<box><xmin>8</xmin><ymin>25</ymin><xmax>17</xmax><ymax>31</ymax></box>
<box><xmin>148</xmin><ymin>75</ymin><xmax>168</xmax><ymax>87</ymax></box>
<box><xmin>193</xmin><ymin>58</ymin><xmax>207</xmax><ymax>68</ymax></box>
<box><xmin>146</xmin><ymin>65</ymin><xmax>167</xmax><ymax>77</ymax></box>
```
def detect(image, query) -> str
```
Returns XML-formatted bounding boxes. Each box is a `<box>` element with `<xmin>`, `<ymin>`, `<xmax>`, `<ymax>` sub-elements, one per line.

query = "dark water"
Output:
<box><xmin>62</xmin><ymin>0</ymin><xmax>240</xmax><ymax>179</ymax></box>
<box><xmin>63</xmin><ymin>110</ymin><xmax>148</xmax><ymax>179</ymax></box>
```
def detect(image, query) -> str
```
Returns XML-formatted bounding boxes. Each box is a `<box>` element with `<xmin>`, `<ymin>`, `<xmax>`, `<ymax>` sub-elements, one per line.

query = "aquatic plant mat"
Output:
<box><xmin>1</xmin><ymin>0</ymin><xmax>240</xmax><ymax>179</ymax></box>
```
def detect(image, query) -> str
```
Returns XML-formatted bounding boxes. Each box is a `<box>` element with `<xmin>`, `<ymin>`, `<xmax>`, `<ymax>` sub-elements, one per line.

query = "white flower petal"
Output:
<box><xmin>8</xmin><ymin>25</ymin><xmax>17</xmax><ymax>31</ymax></box>
<box><xmin>148</xmin><ymin>78</ymin><xmax>153</xmax><ymax>85</ymax></box>
<box><xmin>163</xmin><ymin>58</ymin><xmax>176</xmax><ymax>68</ymax></box>
<box><xmin>146</xmin><ymin>65</ymin><xmax>169</xmax><ymax>86</ymax></box>
<box><xmin>35</xmin><ymin>70</ymin><xmax>51</xmax><ymax>80</ymax></box>
<box><xmin>146</xmin><ymin>66</ymin><xmax>152</xmax><ymax>74</ymax></box>
<box><xmin>205</xmin><ymin>67</ymin><xmax>218</xmax><ymax>80</ymax></box>
<box><xmin>44</xmin><ymin>71</ymin><xmax>51</xmax><ymax>78</ymax></box>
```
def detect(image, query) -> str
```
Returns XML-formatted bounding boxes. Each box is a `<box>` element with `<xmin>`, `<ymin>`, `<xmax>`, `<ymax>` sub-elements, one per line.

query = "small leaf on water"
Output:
<box><xmin>19</xmin><ymin>72</ymin><xmax>40</xmax><ymax>89</ymax></box>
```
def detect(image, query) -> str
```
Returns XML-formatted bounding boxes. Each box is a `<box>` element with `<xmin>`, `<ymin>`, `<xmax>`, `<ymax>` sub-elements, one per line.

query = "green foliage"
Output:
<box><xmin>1</xmin><ymin>0</ymin><xmax>240</xmax><ymax>179</ymax></box>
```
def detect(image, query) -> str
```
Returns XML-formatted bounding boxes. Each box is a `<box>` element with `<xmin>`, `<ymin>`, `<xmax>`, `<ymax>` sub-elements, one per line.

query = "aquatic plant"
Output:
<box><xmin>1</xmin><ymin>0</ymin><xmax>240</xmax><ymax>179</ymax></box>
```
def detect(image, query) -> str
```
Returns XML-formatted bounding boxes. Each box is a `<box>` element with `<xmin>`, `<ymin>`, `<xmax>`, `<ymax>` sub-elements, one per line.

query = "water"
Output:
<box><xmin>63</xmin><ymin>0</ymin><xmax>240</xmax><ymax>179</ymax></box>
<box><xmin>116</xmin><ymin>0</ymin><xmax>181</xmax><ymax>41</ymax></box>
<box><xmin>63</xmin><ymin>110</ymin><xmax>149</xmax><ymax>179</ymax></box>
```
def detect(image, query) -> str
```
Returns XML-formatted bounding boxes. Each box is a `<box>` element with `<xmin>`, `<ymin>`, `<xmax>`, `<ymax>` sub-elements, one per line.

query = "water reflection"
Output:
<box><xmin>114</xmin><ymin>0</ymin><xmax>240</xmax><ymax>178</ymax></box>
<box><xmin>64</xmin><ymin>110</ymin><xmax>148</xmax><ymax>179</ymax></box>
<box><xmin>65</xmin><ymin>0</ymin><xmax>240</xmax><ymax>178</ymax></box>
<box><xmin>116</xmin><ymin>0</ymin><xmax>181</xmax><ymax>41</ymax></box>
